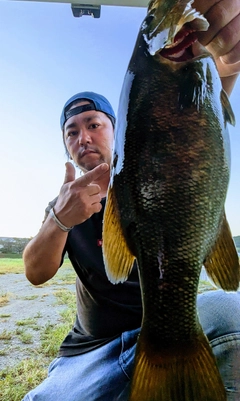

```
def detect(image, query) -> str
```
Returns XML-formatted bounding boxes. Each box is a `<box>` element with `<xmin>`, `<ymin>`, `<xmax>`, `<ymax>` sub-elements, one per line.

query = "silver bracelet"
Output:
<box><xmin>49</xmin><ymin>208</ymin><xmax>73</xmax><ymax>232</ymax></box>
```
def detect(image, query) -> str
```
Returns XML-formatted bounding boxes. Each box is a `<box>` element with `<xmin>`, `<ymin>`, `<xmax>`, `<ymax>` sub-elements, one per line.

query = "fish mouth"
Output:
<box><xmin>159</xmin><ymin>25</ymin><xmax>207</xmax><ymax>62</ymax></box>
<box><xmin>144</xmin><ymin>1</ymin><xmax>209</xmax><ymax>60</ymax></box>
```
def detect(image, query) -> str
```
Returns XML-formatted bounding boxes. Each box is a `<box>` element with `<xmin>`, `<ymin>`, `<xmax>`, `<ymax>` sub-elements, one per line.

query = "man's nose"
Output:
<box><xmin>78</xmin><ymin>129</ymin><xmax>92</xmax><ymax>145</ymax></box>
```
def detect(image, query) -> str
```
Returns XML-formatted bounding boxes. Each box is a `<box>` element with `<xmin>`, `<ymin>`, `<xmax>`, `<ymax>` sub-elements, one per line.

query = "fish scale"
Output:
<box><xmin>102</xmin><ymin>0</ymin><xmax>239</xmax><ymax>400</ymax></box>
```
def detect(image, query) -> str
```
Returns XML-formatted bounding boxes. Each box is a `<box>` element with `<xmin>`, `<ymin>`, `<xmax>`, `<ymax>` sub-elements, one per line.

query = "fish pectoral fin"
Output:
<box><xmin>102</xmin><ymin>187</ymin><xmax>135</xmax><ymax>284</ymax></box>
<box><xmin>204</xmin><ymin>212</ymin><xmax>240</xmax><ymax>291</ymax></box>
<box><xmin>221</xmin><ymin>89</ymin><xmax>235</xmax><ymax>126</ymax></box>
<box><xmin>129</xmin><ymin>330</ymin><xmax>226</xmax><ymax>401</ymax></box>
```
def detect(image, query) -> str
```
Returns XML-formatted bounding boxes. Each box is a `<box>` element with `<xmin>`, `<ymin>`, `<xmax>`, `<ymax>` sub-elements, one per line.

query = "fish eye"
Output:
<box><xmin>142</xmin><ymin>14</ymin><xmax>154</xmax><ymax>31</ymax></box>
<box><xmin>145</xmin><ymin>15</ymin><xmax>154</xmax><ymax>25</ymax></box>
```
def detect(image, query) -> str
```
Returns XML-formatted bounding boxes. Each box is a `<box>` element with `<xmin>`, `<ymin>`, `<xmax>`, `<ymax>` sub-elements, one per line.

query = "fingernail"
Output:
<box><xmin>101</xmin><ymin>163</ymin><xmax>109</xmax><ymax>170</ymax></box>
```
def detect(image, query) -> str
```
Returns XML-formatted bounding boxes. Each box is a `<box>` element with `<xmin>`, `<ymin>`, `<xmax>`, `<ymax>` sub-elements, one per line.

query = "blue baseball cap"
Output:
<box><xmin>60</xmin><ymin>91</ymin><xmax>116</xmax><ymax>130</ymax></box>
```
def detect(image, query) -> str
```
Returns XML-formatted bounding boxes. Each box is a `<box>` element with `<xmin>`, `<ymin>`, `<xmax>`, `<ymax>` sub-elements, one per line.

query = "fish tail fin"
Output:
<box><xmin>204</xmin><ymin>212</ymin><xmax>240</xmax><ymax>291</ymax></box>
<box><xmin>102</xmin><ymin>187</ymin><xmax>135</xmax><ymax>284</ymax></box>
<box><xmin>129</xmin><ymin>330</ymin><xmax>226</xmax><ymax>401</ymax></box>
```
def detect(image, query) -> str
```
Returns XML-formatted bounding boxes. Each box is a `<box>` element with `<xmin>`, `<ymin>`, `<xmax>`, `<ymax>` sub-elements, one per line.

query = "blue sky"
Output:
<box><xmin>0</xmin><ymin>0</ymin><xmax>239</xmax><ymax>238</ymax></box>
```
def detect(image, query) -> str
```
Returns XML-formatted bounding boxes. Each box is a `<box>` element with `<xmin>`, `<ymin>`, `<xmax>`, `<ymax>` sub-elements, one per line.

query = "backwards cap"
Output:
<box><xmin>60</xmin><ymin>91</ymin><xmax>116</xmax><ymax>130</ymax></box>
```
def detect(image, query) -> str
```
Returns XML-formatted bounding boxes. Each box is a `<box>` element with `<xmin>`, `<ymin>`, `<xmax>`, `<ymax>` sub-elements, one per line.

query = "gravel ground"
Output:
<box><xmin>0</xmin><ymin>267</ymin><xmax>213</xmax><ymax>372</ymax></box>
<box><xmin>0</xmin><ymin>272</ymin><xmax>75</xmax><ymax>371</ymax></box>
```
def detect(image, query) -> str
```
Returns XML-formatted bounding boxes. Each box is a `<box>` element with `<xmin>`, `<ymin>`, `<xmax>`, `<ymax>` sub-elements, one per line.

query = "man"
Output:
<box><xmin>23</xmin><ymin>1</ymin><xmax>240</xmax><ymax>400</ymax></box>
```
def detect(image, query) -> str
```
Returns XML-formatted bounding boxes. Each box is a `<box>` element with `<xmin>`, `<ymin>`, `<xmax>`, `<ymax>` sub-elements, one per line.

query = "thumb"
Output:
<box><xmin>63</xmin><ymin>162</ymin><xmax>76</xmax><ymax>184</ymax></box>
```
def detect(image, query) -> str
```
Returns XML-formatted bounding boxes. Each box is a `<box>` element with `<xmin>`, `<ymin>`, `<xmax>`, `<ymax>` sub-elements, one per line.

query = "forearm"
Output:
<box><xmin>23</xmin><ymin>215</ymin><xmax>68</xmax><ymax>286</ymax></box>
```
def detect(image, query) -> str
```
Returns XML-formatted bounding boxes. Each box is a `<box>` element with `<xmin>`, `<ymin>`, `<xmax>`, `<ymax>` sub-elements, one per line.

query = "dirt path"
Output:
<box><xmin>0</xmin><ymin>272</ymin><xmax>75</xmax><ymax>371</ymax></box>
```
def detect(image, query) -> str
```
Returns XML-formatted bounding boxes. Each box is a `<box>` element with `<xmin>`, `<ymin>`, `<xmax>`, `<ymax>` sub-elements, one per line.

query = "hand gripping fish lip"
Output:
<box><xmin>160</xmin><ymin>26</ymin><xmax>207</xmax><ymax>62</ymax></box>
<box><xmin>144</xmin><ymin>0</ymin><xmax>209</xmax><ymax>58</ymax></box>
<box><xmin>160</xmin><ymin>29</ymin><xmax>197</xmax><ymax>61</ymax></box>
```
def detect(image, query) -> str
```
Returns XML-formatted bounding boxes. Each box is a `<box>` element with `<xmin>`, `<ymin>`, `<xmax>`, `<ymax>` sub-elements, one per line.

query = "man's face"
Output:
<box><xmin>63</xmin><ymin>101</ymin><xmax>114</xmax><ymax>173</ymax></box>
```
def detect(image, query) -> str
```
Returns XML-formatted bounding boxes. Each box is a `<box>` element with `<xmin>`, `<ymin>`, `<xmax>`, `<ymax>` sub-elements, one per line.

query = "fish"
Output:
<box><xmin>102</xmin><ymin>0</ymin><xmax>240</xmax><ymax>400</ymax></box>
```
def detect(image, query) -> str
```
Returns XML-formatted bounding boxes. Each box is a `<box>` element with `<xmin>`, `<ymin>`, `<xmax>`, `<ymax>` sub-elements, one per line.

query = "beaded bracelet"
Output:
<box><xmin>49</xmin><ymin>208</ymin><xmax>73</xmax><ymax>232</ymax></box>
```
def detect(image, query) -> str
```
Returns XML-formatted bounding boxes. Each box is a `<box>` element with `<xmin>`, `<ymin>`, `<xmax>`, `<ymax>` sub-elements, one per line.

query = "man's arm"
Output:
<box><xmin>23</xmin><ymin>162</ymin><xmax>109</xmax><ymax>286</ymax></box>
<box><xmin>194</xmin><ymin>0</ymin><xmax>240</xmax><ymax>95</ymax></box>
<box><xmin>23</xmin><ymin>216</ymin><xmax>68</xmax><ymax>285</ymax></box>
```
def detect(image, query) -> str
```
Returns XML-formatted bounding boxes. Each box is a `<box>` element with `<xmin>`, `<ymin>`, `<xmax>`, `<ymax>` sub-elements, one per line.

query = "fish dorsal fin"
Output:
<box><xmin>102</xmin><ymin>187</ymin><xmax>135</xmax><ymax>284</ymax></box>
<box><xmin>204</xmin><ymin>212</ymin><xmax>240</xmax><ymax>291</ymax></box>
<box><xmin>221</xmin><ymin>89</ymin><xmax>235</xmax><ymax>126</ymax></box>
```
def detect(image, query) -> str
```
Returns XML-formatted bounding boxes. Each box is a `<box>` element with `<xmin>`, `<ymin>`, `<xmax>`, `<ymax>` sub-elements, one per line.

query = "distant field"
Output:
<box><xmin>0</xmin><ymin>255</ymin><xmax>71</xmax><ymax>275</ymax></box>
<box><xmin>0</xmin><ymin>256</ymin><xmax>25</xmax><ymax>275</ymax></box>
<box><xmin>0</xmin><ymin>253</ymin><xmax>23</xmax><ymax>259</ymax></box>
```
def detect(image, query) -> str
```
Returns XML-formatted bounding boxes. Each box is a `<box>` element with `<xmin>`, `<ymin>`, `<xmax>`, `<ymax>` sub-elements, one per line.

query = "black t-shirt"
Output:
<box><xmin>45</xmin><ymin>198</ymin><xmax>142</xmax><ymax>357</ymax></box>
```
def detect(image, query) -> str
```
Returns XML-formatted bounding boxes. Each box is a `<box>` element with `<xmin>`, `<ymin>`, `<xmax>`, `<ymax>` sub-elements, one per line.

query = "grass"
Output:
<box><xmin>0</xmin><ymin>293</ymin><xmax>11</xmax><ymax>307</ymax></box>
<box><xmin>53</xmin><ymin>288</ymin><xmax>76</xmax><ymax>306</ymax></box>
<box><xmin>15</xmin><ymin>329</ymin><xmax>33</xmax><ymax>344</ymax></box>
<box><xmin>16</xmin><ymin>318</ymin><xmax>38</xmax><ymax>327</ymax></box>
<box><xmin>0</xmin><ymin>359</ymin><xmax>49</xmax><ymax>401</ymax></box>
<box><xmin>15</xmin><ymin>318</ymin><xmax>40</xmax><ymax>336</ymax></box>
<box><xmin>198</xmin><ymin>280</ymin><xmax>216</xmax><ymax>293</ymax></box>
<box><xmin>0</xmin><ymin>330</ymin><xmax>12</xmax><ymax>341</ymax></box>
<box><xmin>0</xmin><ymin>262</ymin><xmax>76</xmax><ymax>401</ymax></box>
<box><xmin>0</xmin><ymin>349</ymin><xmax>8</xmax><ymax>356</ymax></box>
<box><xmin>21</xmin><ymin>295</ymin><xmax>39</xmax><ymax>300</ymax></box>
<box><xmin>36</xmin><ymin>270</ymin><xmax>76</xmax><ymax>287</ymax></box>
<box><xmin>0</xmin><ymin>254</ymin><xmax>73</xmax><ymax>276</ymax></box>
<box><xmin>0</xmin><ymin>258</ymin><xmax>25</xmax><ymax>275</ymax></box>
<box><xmin>0</xmin><ymin>253</ymin><xmax>23</xmax><ymax>259</ymax></box>
<box><xmin>0</xmin><ymin>313</ymin><xmax>11</xmax><ymax>318</ymax></box>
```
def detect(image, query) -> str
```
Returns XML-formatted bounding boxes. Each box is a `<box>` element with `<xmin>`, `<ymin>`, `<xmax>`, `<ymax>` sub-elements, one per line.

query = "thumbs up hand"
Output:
<box><xmin>63</xmin><ymin>162</ymin><xmax>76</xmax><ymax>185</ymax></box>
<box><xmin>54</xmin><ymin>162</ymin><xmax>109</xmax><ymax>228</ymax></box>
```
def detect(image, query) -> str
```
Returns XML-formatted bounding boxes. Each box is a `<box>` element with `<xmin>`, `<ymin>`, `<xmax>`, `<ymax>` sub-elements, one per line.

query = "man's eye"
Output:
<box><xmin>89</xmin><ymin>123</ymin><xmax>99</xmax><ymax>129</ymax></box>
<box><xmin>68</xmin><ymin>131</ymin><xmax>78</xmax><ymax>137</ymax></box>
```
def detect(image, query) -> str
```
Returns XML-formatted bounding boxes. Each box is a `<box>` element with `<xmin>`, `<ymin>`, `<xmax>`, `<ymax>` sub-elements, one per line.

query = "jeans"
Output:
<box><xmin>23</xmin><ymin>290</ymin><xmax>240</xmax><ymax>401</ymax></box>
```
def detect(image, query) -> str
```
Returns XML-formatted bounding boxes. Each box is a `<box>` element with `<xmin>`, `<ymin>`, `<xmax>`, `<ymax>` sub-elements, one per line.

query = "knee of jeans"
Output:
<box><xmin>118</xmin><ymin>328</ymin><xmax>140</xmax><ymax>380</ymax></box>
<box><xmin>48</xmin><ymin>357</ymin><xmax>61</xmax><ymax>375</ymax></box>
<box><xmin>211</xmin><ymin>334</ymin><xmax>240</xmax><ymax>399</ymax></box>
<box><xmin>197</xmin><ymin>290</ymin><xmax>240</xmax><ymax>341</ymax></box>
<box><xmin>21</xmin><ymin>395</ymin><xmax>30</xmax><ymax>401</ymax></box>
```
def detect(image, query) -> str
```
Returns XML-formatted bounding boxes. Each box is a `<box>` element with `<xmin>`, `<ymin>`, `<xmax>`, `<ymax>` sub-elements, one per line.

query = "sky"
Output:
<box><xmin>0</xmin><ymin>0</ymin><xmax>239</xmax><ymax>238</ymax></box>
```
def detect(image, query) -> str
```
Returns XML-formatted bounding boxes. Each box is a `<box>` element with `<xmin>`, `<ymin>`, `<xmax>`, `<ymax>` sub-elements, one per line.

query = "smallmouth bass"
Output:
<box><xmin>103</xmin><ymin>0</ymin><xmax>240</xmax><ymax>400</ymax></box>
